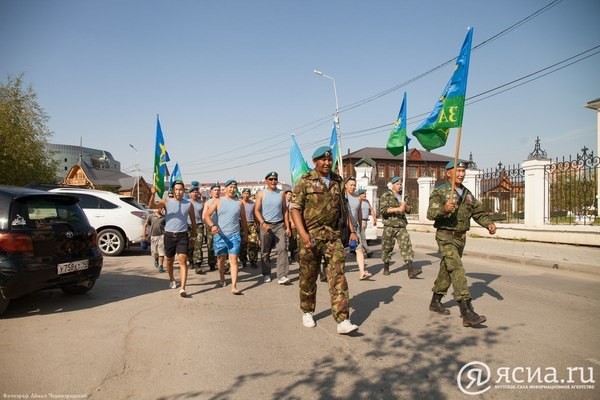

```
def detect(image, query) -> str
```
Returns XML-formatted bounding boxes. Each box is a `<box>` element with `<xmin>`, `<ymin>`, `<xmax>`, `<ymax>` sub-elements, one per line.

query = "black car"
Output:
<box><xmin>0</xmin><ymin>186</ymin><xmax>103</xmax><ymax>314</ymax></box>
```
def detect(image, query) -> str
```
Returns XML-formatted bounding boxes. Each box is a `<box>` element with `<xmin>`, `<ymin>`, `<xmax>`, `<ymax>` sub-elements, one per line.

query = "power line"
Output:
<box><xmin>179</xmin><ymin>0</ymin><xmax>571</xmax><ymax>175</ymax></box>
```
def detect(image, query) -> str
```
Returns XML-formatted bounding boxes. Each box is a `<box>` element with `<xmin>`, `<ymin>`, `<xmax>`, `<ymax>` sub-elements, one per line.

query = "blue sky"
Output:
<box><xmin>2</xmin><ymin>0</ymin><xmax>599</xmax><ymax>185</ymax></box>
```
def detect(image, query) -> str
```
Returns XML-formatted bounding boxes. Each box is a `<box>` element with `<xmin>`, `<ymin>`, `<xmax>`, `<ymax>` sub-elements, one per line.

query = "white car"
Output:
<box><xmin>50</xmin><ymin>188</ymin><xmax>148</xmax><ymax>256</ymax></box>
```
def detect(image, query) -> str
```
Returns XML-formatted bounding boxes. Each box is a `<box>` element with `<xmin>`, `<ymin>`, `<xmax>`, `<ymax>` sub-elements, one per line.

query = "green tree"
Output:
<box><xmin>0</xmin><ymin>74</ymin><xmax>58</xmax><ymax>186</ymax></box>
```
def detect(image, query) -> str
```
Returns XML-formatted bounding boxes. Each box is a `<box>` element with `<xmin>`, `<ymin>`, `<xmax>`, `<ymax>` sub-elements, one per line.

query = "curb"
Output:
<box><xmin>413</xmin><ymin>243</ymin><xmax>599</xmax><ymax>277</ymax></box>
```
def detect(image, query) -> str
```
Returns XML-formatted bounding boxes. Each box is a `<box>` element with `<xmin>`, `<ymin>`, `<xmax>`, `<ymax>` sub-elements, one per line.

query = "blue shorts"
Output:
<box><xmin>213</xmin><ymin>232</ymin><xmax>241</xmax><ymax>256</ymax></box>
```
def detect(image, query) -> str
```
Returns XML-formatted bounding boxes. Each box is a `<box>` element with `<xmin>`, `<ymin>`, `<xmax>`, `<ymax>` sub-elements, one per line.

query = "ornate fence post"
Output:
<box><xmin>523</xmin><ymin>137</ymin><xmax>551</xmax><ymax>227</ymax></box>
<box><xmin>417</xmin><ymin>176</ymin><xmax>435</xmax><ymax>222</ymax></box>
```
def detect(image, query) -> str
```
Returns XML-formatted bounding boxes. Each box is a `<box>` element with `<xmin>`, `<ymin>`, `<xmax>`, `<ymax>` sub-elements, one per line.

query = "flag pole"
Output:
<box><xmin>450</xmin><ymin>127</ymin><xmax>463</xmax><ymax>196</ymax></box>
<box><xmin>402</xmin><ymin>145</ymin><xmax>407</xmax><ymax>199</ymax></box>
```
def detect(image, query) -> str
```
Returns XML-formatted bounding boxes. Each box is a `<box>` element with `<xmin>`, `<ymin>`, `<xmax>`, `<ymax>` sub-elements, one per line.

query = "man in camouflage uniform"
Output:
<box><xmin>289</xmin><ymin>146</ymin><xmax>359</xmax><ymax>335</ymax></box>
<box><xmin>203</xmin><ymin>183</ymin><xmax>221</xmax><ymax>271</ymax></box>
<box><xmin>239</xmin><ymin>188</ymin><xmax>259</xmax><ymax>268</ymax></box>
<box><xmin>379</xmin><ymin>176</ymin><xmax>420</xmax><ymax>278</ymax></box>
<box><xmin>427</xmin><ymin>160</ymin><xmax>496</xmax><ymax>327</ymax></box>
<box><xmin>188</xmin><ymin>182</ymin><xmax>206</xmax><ymax>274</ymax></box>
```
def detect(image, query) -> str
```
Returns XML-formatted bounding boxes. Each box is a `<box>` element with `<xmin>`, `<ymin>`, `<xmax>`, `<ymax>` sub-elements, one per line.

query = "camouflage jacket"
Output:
<box><xmin>290</xmin><ymin>170</ymin><xmax>344</xmax><ymax>240</ymax></box>
<box><xmin>427</xmin><ymin>183</ymin><xmax>493</xmax><ymax>232</ymax></box>
<box><xmin>379</xmin><ymin>190</ymin><xmax>410</xmax><ymax>228</ymax></box>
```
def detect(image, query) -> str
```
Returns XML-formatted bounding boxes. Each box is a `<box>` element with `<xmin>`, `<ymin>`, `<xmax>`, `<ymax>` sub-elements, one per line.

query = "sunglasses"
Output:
<box><xmin>267</xmin><ymin>178</ymin><xmax>278</xmax><ymax>181</ymax></box>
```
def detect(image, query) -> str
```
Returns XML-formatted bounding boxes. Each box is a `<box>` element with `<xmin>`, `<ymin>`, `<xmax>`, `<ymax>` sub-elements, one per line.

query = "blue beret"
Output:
<box><xmin>265</xmin><ymin>171</ymin><xmax>278</xmax><ymax>180</ymax></box>
<box><xmin>242</xmin><ymin>188</ymin><xmax>251</xmax><ymax>194</ymax></box>
<box><xmin>358</xmin><ymin>189</ymin><xmax>366</xmax><ymax>195</ymax></box>
<box><xmin>445</xmin><ymin>160</ymin><xmax>468</xmax><ymax>170</ymax></box>
<box><xmin>189</xmin><ymin>186</ymin><xmax>199</xmax><ymax>193</ymax></box>
<box><xmin>391</xmin><ymin>176</ymin><xmax>402</xmax><ymax>184</ymax></box>
<box><xmin>225</xmin><ymin>179</ymin><xmax>237</xmax><ymax>187</ymax></box>
<box><xmin>312</xmin><ymin>146</ymin><xmax>333</xmax><ymax>160</ymax></box>
<box><xmin>210</xmin><ymin>183</ymin><xmax>220</xmax><ymax>190</ymax></box>
<box><xmin>190</xmin><ymin>180</ymin><xmax>199</xmax><ymax>186</ymax></box>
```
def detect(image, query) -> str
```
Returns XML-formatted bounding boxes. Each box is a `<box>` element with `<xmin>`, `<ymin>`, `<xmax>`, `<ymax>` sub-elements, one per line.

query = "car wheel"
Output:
<box><xmin>0</xmin><ymin>297</ymin><xmax>9</xmax><ymax>315</ymax></box>
<box><xmin>61</xmin><ymin>279</ymin><xmax>96</xmax><ymax>295</ymax></box>
<box><xmin>97</xmin><ymin>228</ymin><xmax>125</xmax><ymax>256</ymax></box>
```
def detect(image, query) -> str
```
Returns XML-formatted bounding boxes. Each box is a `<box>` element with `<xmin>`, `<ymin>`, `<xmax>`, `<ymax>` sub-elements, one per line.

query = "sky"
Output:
<box><xmin>1</xmin><ymin>0</ymin><xmax>599</xmax><ymax>185</ymax></box>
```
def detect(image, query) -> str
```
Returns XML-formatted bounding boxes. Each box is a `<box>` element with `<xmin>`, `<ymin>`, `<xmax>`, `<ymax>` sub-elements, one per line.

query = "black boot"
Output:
<box><xmin>407</xmin><ymin>261</ymin><xmax>422</xmax><ymax>279</ymax></box>
<box><xmin>458</xmin><ymin>299</ymin><xmax>486</xmax><ymax>327</ymax></box>
<box><xmin>429</xmin><ymin>293</ymin><xmax>450</xmax><ymax>315</ymax></box>
<box><xmin>383</xmin><ymin>262</ymin><xmax>390</xmax><ymax>275</ymax></box>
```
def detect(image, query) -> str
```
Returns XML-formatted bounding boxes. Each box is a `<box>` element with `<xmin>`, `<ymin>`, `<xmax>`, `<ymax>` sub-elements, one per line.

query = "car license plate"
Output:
<box><xmin>58</xmin><ymin>259</ymin><xmax>89</xmax><ymax>275</ymax></box>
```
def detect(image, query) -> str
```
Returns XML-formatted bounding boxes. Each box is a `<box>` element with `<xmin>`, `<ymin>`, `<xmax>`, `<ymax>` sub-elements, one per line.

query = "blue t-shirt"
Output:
<box><xmin>165</xmin><ymin>198</ymin><xmax>191</xmax><ymax>233</ymax></box>
<box><xmin>217</xmin><ymin>197</ymin><xmax>241</xmax><ymax>235</ymax></box>
<box><xmin>261</xmin><ymin>189</ymin><xmax>283</xmax><ymax>223</ymax></box>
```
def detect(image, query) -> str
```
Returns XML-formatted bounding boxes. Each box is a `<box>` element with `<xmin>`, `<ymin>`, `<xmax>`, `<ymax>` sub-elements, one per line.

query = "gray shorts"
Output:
<box><xmin>151</xmin><ymin>235</ymin><xmax>165</xmax><ymax>257</ymax></box>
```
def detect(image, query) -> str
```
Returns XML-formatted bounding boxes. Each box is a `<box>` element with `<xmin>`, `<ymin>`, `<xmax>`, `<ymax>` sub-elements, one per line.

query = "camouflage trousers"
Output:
<box><xmin>188</xmin><ymin>225</ymin><xmax>206</xmax><ymax>265</ymax></box>
<box><xmin>239</xmin><ymin>223</ymin><xmax>259</xmax><ymax>264</ymax></box>
<box><xmin>381</xmin><ymin>226</ymin><xmax>414</xmax><ymax>263</ymax></box>
<box><xmin>298</xmin><ymin>236</ymin><xmax>350</xmax><ymax>323</ymax></box>
<box><xmin>432</xmin><ymin>230</ymin><xmax>470</xmax><ymax>301</ymax></box>
<box><xmin>206</xmin><ymin>228</ymin><xmax>216</xmax><ymax>267</ymax></box>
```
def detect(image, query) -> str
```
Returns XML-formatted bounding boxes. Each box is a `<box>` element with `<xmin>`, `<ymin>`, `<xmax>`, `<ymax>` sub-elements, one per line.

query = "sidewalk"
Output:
<box><xmin>406</xmin><ymin>229</ymin><xmax>600</xmax><ymax>276</ymax></box>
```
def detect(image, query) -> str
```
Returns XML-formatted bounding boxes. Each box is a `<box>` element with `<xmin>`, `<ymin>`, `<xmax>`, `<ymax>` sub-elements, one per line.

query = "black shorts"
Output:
<box><xmin>164</xmin><ymin>231</ymin><xmax>189</xmax><ymax>258</ymax></box>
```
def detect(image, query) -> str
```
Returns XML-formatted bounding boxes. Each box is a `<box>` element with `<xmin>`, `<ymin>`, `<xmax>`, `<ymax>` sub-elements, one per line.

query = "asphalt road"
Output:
<box><xmin>1</xmin><ymin>243</ymin><xmax>599</xmax><ymax>400</ymax></box>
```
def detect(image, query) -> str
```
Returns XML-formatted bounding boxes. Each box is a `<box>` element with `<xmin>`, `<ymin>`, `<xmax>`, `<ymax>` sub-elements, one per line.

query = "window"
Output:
<box><xmin>75</xmin><ymin>194</ymin><xmax>118</xmax><ymax>209</ymax></box>
<box><xmin>377</xmin><ymin>165</ymin><xmax>385</xmax><ymax>178</ymax></box>
<box><xmin>408</xmin><ymin>166</ymin><xmax>418</xmax><ymax>179</ymax></box>
<box><xmin>388</xmin><ymin>165</ymin><xmax>396</xmax><ymax>177</ymax></box>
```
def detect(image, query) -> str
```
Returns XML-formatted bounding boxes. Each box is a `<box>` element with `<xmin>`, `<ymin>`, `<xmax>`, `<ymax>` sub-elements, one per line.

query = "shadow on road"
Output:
<box><xmin>2</xmin><ymin>270</ymin><xmax>166</xmax><ymax>319</ymax></box>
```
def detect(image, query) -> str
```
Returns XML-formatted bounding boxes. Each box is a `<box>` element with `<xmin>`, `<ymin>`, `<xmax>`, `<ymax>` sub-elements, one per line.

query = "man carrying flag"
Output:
<box><xmin>427</xmin><ymin>160</ymin><xmax>496</xmax><ymax>327</ymax></box>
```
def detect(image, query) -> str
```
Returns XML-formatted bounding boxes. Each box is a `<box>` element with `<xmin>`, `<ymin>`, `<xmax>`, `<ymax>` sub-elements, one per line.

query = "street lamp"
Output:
<box><xmin>129</xmin><ymin>144</ymin><xmax>140</xmax><ymax>203</ymax></box>
<box><xmin>314</xmin><ymin>69</ymin><xmax>344</xmax><ymax>178</ymax></box>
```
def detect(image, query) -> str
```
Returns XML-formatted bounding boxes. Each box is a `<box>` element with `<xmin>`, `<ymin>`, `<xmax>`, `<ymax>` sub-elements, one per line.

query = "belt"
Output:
<box><xmin>265</xmin><ymin>220</ymin><xmax>284</xmax><ymax>225</ymax></box>
<box><xmin>165</xmin><ymin>231</ymin><xmax>188</xmax><ymax>237</ymax></box>
<box><xmin>438</xmin><ymin>228</ymin><xmax>467</xmax><ymax>238</ymax></box>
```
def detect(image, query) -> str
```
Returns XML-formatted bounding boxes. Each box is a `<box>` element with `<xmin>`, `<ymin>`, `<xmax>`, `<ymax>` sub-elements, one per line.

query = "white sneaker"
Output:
<box><xmin>302</xmin><ymin>312</ymin><xmax>316</xmax><ymax>328</ymax></box>
<box><xmin>263</xmin><ymin>275</ymin><xmax>271</xmax><ymax>283</ymax></box>
<box><xmin>169</xmin><ymin>280</ymin><xmax>177</xmax><ymax>289</ymax></box>
<box><xmin>337</xmin><ymin>319</ymin><xmax>359</xmax><ymax>334</ymax></box>
<box><xmin>277</xmin><ymin>276</ymin><xmax>291</xmax><ymax>285</ymax></box>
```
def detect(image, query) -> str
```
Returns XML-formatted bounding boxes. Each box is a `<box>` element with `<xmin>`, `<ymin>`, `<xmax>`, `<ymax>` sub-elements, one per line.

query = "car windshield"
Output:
<box><xmin>10</xmin><ymin>196</ymin><xmax>88</xmax><ymax>229</ymax></box>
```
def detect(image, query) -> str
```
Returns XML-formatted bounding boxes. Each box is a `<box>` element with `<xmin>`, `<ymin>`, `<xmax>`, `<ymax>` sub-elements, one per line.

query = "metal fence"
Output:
<box><xmin>475</xmin><ymin>163</ymin><xmax>525</xmax><ymax>223</ymax></box>
<box><xmin>545</xmin><ymin>147</ymin><xmax>599</xmax><ymax>225</ymax></box>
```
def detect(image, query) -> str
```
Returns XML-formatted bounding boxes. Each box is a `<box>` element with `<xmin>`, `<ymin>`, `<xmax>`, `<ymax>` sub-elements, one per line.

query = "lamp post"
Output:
<box><xmin>313</xmin><ymin>69</ymin><xmax>344</xmax><ymax>178</ymax></box>
<box><xmin>129</xmin><ymin>144</ymin><xmax>140</xmax><ymax>203</ymax></box>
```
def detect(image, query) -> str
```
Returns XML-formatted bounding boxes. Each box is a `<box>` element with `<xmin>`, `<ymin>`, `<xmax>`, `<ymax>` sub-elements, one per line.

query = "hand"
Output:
<box><xmin>349</xmin><ymin>232</ymin><xmax>359</xmax><ymax>244</ymax></box>
<box><xmin>488</xmin><ymin>224</ymin><xmax>497</xmax><ymax>235</ymax></box>
<box><xmin>300</xmin><ymin>234</ymin><xmax>313</xmax><ymax>249</ymax></box>
<box><xmin>444</xmin><ymin>200</ymin><xmax>456</xmax><ymax>213</ymax></box>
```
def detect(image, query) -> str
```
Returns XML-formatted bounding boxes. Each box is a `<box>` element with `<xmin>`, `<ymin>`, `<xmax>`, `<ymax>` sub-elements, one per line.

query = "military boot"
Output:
<box><xmin>458</xmin><ymin>299</ymin><xmax>486</xmax><ymax>327</ymax></box>
<box><xmin>407</xmin><ymin>261</ymin><xmax>422</xmax><ymax>279</ymax></box>
<box><xmin>429</xmin><ymin>293</ymin><xmax>450</xmax><ymax>315</ymax></box>
<box><xmin>383</xmin><ymin>262</ymin><xmax>390</xmax><ymax>276</ymax></box>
